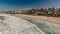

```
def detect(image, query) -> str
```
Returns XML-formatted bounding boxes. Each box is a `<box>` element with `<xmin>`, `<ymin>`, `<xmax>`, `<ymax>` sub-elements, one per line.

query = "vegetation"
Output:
<box><xmin>7</xmin><ymin>7</ymin><xmax>60</xmax><ymax>17</ymax></box>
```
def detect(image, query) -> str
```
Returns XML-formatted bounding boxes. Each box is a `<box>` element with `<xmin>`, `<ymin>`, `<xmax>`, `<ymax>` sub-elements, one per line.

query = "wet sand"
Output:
<box><xmin>11</xmin><ymin>14</ymin><xmax>60</xmax><ymax>24</ymax></box>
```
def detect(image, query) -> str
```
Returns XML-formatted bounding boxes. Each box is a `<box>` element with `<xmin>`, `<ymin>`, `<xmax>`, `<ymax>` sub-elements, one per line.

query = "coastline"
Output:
<box><xmin>11</xmin><ymin>14</ymin><xmax>60</xmax><ymax>24</ymax></box>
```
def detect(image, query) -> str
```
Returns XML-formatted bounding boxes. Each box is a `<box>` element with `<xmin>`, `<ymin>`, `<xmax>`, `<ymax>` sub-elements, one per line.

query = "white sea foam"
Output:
<box><xmin>0</xmin><ymin>14</ymin><xmax>45</xmax><ymax>34</ymax></box>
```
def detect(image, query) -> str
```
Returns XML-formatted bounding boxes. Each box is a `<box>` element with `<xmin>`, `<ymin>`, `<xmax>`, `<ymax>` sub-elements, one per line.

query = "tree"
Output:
<box><xmin>44</xmin><ymin>8</ymin><xmax>48</xmax><ymax>16</ymax></box>
<box><xmin>17</xmin><ymin>9</ymin><xmax>19</xmax><ymax>11</ymax></box>
<box><xmin>57</xmin><ymin>8</ymin><xmax>60</xmax><ymax>16</ymax></box>
<box><xmin>51</xmin><ymin>7</ymin><xmax>55</xmax><ymax>16</ymax></box>
<box><xmin>9</xmin><ymin>11</ymin><xmax>11</xmax><ymax>14</ymax></box>
<box><xmin>40</xmin><ymin>8</ymin><xmax>45</xmax><ymax>15</ymax></box>
<box><xmin>48</xmin><ymin>8</ymin><xmax>52</xmax><ymax>16</ymax></box>
<box><xmin>27</xmin><ymin>10</ymin><xmax>32</xmax><ymax>15</ymax></box>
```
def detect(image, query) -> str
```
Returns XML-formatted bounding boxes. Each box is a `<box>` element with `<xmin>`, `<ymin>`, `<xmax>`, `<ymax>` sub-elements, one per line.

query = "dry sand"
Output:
<box><xmin>12</xmin><ymin>14</ymin><xmax>60</xmax><ymax>24</ymax></box>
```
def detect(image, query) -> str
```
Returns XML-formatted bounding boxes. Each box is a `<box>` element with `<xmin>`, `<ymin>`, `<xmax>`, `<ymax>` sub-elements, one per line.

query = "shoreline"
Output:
<box><xmin>11</xmin><ymin>14</ymin><xmax>60</xmax><ymax>24</ymax></box>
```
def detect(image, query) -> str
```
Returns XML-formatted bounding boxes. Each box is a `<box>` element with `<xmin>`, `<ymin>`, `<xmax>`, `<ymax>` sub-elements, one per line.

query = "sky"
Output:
<box><xmin>0</xmin><ymin>0</ymin><xmax>60</xmax><ymax>11</ymax></box>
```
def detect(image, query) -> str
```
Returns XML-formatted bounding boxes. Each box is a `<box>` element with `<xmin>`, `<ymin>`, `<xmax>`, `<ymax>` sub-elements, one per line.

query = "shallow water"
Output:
<box><xmin>19</xmin><ymin>16</ymin><xmax>60</xmax><ymax>34</ymax></box>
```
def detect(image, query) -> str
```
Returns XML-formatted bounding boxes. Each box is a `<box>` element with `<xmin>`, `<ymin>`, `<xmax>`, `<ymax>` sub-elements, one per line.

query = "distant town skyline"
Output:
<box><xmin>0</xmin><ymin>0</ymin><xmax>60</xmax><ymax>11</ymax></box>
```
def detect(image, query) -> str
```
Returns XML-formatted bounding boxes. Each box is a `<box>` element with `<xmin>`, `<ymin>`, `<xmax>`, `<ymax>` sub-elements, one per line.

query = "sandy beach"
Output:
<box><xmin>12</xmin><ymin>14</ymin><xmax>60</xmax><ymax>24</ymax></box>
<box><xmin>8</xmin><ymin>14</ymin><xmax>60</xmax><ymax>34</ymax></box>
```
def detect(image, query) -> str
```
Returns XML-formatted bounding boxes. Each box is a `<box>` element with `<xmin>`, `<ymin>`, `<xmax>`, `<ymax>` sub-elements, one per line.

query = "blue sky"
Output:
<box><xmin>0</xmin><ymin>0</ymin><xmax>60</xmax><ymax>11</ymax></box>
